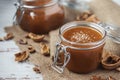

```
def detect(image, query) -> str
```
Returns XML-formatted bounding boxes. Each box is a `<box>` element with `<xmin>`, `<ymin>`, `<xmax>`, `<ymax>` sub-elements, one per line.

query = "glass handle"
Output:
<box><xmin>13</xmin><ymin>2</ymin><xmax>19</xmax><ymax>25</ymax></box>
<box><xmin>51</xmin><ymin>42</ymin><xmax>70</xmax><ymax>73</ymax></box>
<box><xmin>13</xmin><ymin>2</ymin><xmax>25</xmax><ymax>25</ymax></box>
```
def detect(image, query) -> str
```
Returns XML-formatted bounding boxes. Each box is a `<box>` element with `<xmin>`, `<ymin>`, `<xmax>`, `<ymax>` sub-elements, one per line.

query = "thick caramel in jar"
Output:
<box><xmin>63</xmin><ymin>27</ymin><xmax>102</xmax><ymax>43</ymax></box>
<box><xmin>61</xmin><ymin>26</ymin><xmax>104</xmax><ymax>73</ymax></box>
<box><xmin>16</xmin><ymin>0</ymin><xmax>64</xmax><ymax>34</ymax></box>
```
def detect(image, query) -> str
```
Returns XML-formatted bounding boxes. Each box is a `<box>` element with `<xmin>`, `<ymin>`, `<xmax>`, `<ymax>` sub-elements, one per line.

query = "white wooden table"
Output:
<box><xmin>0</xmin><ymin>0</ymin><xmax>120</xmax><ymax>80</ymax></box>
<box><xmin>0</xmin><ymin>0</ymin><xmax>43</xmax><ymax>79</ymax></box>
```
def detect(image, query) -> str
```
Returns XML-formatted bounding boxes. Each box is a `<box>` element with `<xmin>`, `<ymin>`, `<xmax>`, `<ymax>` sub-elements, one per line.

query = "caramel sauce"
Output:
<box><xmin>16</xmin><ymin>0</ymin><xmax>64</xmax><ymax>34</ymax></box>
<box><xmin>63</xmin><ymin>26</ymin><xmax>102</xmax><ymax>43</ymax></box>
<box><xmin>60</xmin><ymin>26</ymin><xmax>105</xmax><ymax>73</ymax></box>
<box><xmin>22</xmin><ymin>0</ymin><xmax>52</xmax><ymax>6</ymax></box>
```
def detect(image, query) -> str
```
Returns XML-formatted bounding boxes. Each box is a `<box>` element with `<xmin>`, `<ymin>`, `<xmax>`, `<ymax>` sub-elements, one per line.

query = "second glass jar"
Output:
<box><xmin>15</xmin><ymin>0</ymin><xmax>65</xmax><ymax>34</ymax></box>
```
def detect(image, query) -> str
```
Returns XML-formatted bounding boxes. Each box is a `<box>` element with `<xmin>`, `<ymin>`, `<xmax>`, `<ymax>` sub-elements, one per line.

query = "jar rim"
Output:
<box><xmin>59</xmin><ymin>21</ymin><xmax>107</xmax><ymax>49</ymax></box>
<box><xmin>17</xmin><ymin>0</ymin><xmax>58</xmax><ymax>9</ymax></box>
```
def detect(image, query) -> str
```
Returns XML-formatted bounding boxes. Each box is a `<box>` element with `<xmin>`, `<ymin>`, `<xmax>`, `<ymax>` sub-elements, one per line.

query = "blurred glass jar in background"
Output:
<box><xmin>59</xmin><ymin>0</ymin><xmax>90</xmax><ymax>21</ymax></box>
<box><xmin>14</xmin><ymin>0</ymin><xmax>64</xmax><ymax>34</ymax></box>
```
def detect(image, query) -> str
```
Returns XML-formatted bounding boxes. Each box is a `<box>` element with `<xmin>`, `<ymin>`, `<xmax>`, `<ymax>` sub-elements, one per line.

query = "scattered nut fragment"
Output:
<box><xmin>25</xmin><ymin>34</ymin><xmax>30</xmax><ymax>38</ymax></box>
<box><xmin>85</xmin><ymin>15</ymin><xmax>100</xmax><ymax>23</ymax></box>
<box><xmin>4</xmin><ymin>33</ymin><xmax>14</xmax><ymax>40</ymax></box>
<box><xmin>90</xmin><ymin>76</ymin><xmax>116</xmax><ymax>80</ymax></box>
<box><xmin>76</xmin><ymin>11</ymin><xmax>92</xmax><ymax>20</ymax></box>
<box><xmin>32</xmin><ymin>35</ymin><xmax>44</xmax><ymax>42</ymax></box>
<box><xmin>76</xmin><ymin>11</ymin><xmax>100</xmax><ymax>23</ymax></box>
<box><xmin>52</xmin><ymin>56</ymin><xmax>61</xmax><ymax>62</ymax></box>
<box><xmin>40</xmin><ymin>43</ymin><xmax>50</xmax><ymax>56</ymax></box>
<box><xmin>80</xmin><ymin>11</ymin><xmax>92</xmax><ymax>20</ymax></box>
<box><xmin>108</xmin><ymin>76</ymin><xmax>116</xmax><ymax>80</ymax></box>
<box><xmin>56</xmin><ymin>61</ymin><xmax>63</xmax><ymax>66</ymax></box>
<box><xmin>28</xmin><ymin>45</ymin><xmax>36</xmax><ymax>53</ymax></box>
<box><xmin>90</xmin><ymin>76</ymin><xmax>106</xmax><ymax>80</ymax></box>
<box><xmin>116</xmin><ymin>67</ymin><xmax>120</xmax><ymax>72</ymax></box>
<box><xmin>33</xmin><ymin>66</ymin><xmax>41</xmax><ymax>74</ymax></box>
<box><xmin>19</xmin><ymin>39</ymin><xmax>27</xmax><ymax>45</ymax></box>
<box><xmin>0</xmin><ymin>38</ymin><xmax>3</xmax><ymax>41</ymax></box>
<box><xmin>26</xmin><ymin>33</ymin><xmax>45</xmax><ymax>42</ymax></box>
<box><xmin>15</xmin><ymin>51</ymin><xmax>29</xmax><ymax>62</ymax></box>
<box><xmin>81</xmin><ymin>13</ymin><xmax>89</xmax><ymax>20</ymax></box>
<box><xmin>101</xmin><ymin>54</ymin><xmax>120</xmax><ymax>70</ymax></box>
<box><xmin>52</xmin><ymin>55</ymin><xmax>63</xmax><ymax>66</ymax></box>
<box><xmin>83</xmin><ymin>11</ymin><xmax>92</xmax><ymax>16</ymax></box>
<box><xmin>26</xmin><ymin>33</ymin><xmax>34</xmax><ymax>38</ymax></box>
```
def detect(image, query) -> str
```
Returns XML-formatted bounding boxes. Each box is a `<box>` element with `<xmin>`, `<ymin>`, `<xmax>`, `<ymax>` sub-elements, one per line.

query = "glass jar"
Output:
<box><xmin>59</xmin><ymin>0</ymin><xmax>89</xmax><ymax>21</ymax></box>
<box><xmin>52</xmin><ymin>21</ymin><xmax>106</xmax><ymax>73</ymax></box>
<box><xmin>14</xmin><ymin>0</ymin><xmax>64</xmax><ymax>34</ymax></box>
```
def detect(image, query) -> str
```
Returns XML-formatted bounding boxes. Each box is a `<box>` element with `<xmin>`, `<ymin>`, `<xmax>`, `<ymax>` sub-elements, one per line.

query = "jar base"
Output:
<box><xmin>67</xmin><ymin>67</ymin><xmax>97</xmax><ymax>74</ymax></box>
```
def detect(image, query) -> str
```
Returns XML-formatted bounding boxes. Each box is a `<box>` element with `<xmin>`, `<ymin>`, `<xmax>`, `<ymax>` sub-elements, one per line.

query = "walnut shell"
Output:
<box><xmin>101</xmin><ymin>54</ymin><xmax>120</xmax><ymax>70</ymax></box>
<box><xmin>27</xmin><ymin>33</ymin><xmax>45</xmax><ymax>42</ymax></box>
<box><xmin>116</xmin><ymin>67</ymin><xmax>120</xmax><ymax>72</ymax></box>
<box><xmin>90</xmin><ymin>76</ymin><xmax>116</xmax><ymax>80</ymax></box>
<box><xmin>0</xmin><ymin>38</ymin><xmax>3</xmax><ymax>41</ymax></box>
<box><xmin>80</xmin><ymin>12</ymin><xmax>90</xmax><ymax>20</ymax></box>
<box><xmin>15</xmin><ymin>51</ymin><xmax>29</xmax><ymax>62</ymax></box>
<box><xmin>85</xmin><ymin>15</ymin><xmax>100</xmax><ymax>23</ymax></box>
<box><xmin>4</xmin><ymin>33</ymin><xmax>14</xmax><ymax>40</ymax></box>
<box><xmin>19</xmin><ymin>39</ymin><xmax>28</xmax><ymax>45</ymax></box>
<box><xmin>33</xmin><ymin>66</ymin><xmax>41</xmax><ymax>74</ymax></box>
<box><xmin>28</xmin><ymin>45</ymin><xmax>36</xmax><ymax>53</ymax></box>
<box><xmin>108</xmin><ymin>76</ymin><xmax>116</xmax><ymax>80</ymax></box>
<box><xmin>40</xmin><ymin>43</ymin><xmax>50</xmax><ymax>56</ymax></box>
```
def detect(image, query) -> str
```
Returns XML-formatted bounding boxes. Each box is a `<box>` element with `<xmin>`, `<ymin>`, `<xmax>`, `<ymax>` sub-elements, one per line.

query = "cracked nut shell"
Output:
<box><xmin>90</xmin><ymin>76</ymin><xmax>116</xmax><ymax>80</ymax></box>
<box><xmin>116</xmin><ymin>67</ymin><xmax>120</xmax><ymax>72</ymax></box>
<box><xmin>19</xmin><ymin>39</ymin><xmax>28</xmax><ymax>45</ymax></box>
<box><xmin>0</xmin><ymin>38</ymin><xmax>3</xmax><ymax>41</ymax></box>
<box><xmin>4</xmin><ymin>33</ymin><xmax>14</xmax><ymax>40</ymax></box>
<box><xmin>85</xmin><ymin>15</ymin><xmax>100</xmax><ymax>23</ymax></box>
<box><xmin>15</xmin><ymin>51</ymin><xmax>29</xmax><ymax>62</ymax></box>
<box><xmin>28</xmin><ymin>45</ymin><xmax>36</xmax><ymax>53</ymax></box>
<box><xmin>33</xmin><ymin>66</ymin><xmax>41</xmax><ymax>74</ymax></box>
<box><xmin>27</xmin><ymin>33</ymin><xmax>45</xmax><ymax>42</ymax></box>
<box><xmin>40</xmin><ymin>43</ymin><xmax>50</xmax><ymax>56</ymax></box>
<box><xmin>101</xmin><ymin>54</ymin><xmax>120</xmax><ymax>70</ymax></box>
